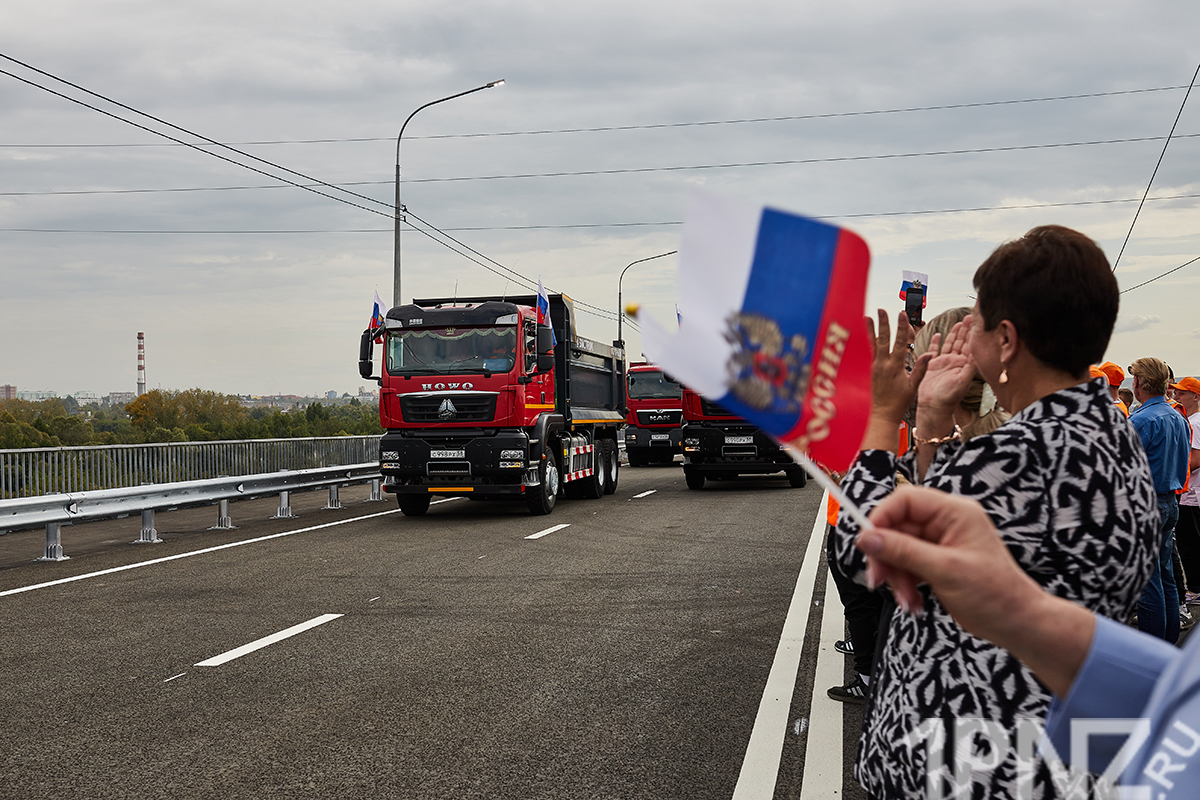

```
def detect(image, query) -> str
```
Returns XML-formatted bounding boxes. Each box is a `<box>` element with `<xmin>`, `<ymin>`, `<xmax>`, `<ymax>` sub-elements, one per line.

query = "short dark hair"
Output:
<box><xmin>973</xmin><ymin>225</ymin><xmax>1118</xmax><ymax>376</ymax></box>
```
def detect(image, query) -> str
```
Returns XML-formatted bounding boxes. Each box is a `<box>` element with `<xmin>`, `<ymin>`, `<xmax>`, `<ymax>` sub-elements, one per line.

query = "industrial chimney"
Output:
<box><xmin>137</xmin><ymin>332</ymin><xmax>146</xmax><ymax>397</ymax></box>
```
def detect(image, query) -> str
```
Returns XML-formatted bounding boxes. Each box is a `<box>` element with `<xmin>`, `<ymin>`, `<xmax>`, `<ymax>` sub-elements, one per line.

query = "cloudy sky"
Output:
<box><xmin>3</xmin><ymin>1</ymin><xmax>1200</xmax><ymax>398</ymax></box>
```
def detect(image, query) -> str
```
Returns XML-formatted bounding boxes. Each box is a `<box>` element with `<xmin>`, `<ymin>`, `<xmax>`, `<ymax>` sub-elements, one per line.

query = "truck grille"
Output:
<box><xmin>700</xmin><ymin>398</ymin><xmax>735</xmax><ymax>417</ymax></box>
<box><xmin>637</xmin><ymin>410</ymin><xmax>682</xmax><ymax>426</ymax></box>
<box><xmin>401</xmin><ymin>394</ymin><xmax>497</xmax><ymax>423</ymax></box>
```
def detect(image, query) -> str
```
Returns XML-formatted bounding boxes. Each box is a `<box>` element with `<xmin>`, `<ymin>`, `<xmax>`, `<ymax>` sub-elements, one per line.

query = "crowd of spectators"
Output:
<box><xmin>822</xmin><ymin>225</ymin><xmax>1200</xmax><ymax>799</ymax></box>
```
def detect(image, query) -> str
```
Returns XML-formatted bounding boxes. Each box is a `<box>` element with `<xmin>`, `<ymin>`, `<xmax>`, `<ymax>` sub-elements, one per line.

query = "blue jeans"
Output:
<box><xmin>1137</xmin><ymin>494</ymin><xmax>1180</xmax><ymax>643</ymax></box>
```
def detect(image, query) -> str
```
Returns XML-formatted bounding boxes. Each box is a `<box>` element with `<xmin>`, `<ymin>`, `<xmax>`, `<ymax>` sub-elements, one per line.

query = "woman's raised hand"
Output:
<box><xmin>916</xmin><ymin>314</ymin><xmax>977</xmax><ymax>416</ymax></box>
<box><xmin>865</xmin><ymin>309</ymin><xmax>931</xmax><ymax>426</ymax></box>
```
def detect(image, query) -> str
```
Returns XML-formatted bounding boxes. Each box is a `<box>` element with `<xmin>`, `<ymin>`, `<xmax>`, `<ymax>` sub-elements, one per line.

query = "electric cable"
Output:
<box><xmin>0</xmin><ymin>55</ymin><xmax>622</xmax><ymax>321</ymax></box>
<box><xmin>0</xmin><ymin>84</ymin><xmax>1187</xmax><ymax>147</ymax></box>
<box><xmin>1112</xmin><ymin>59</ymin><xmax>1200</xmax><ymax>271</ymax></box>
<box><xmin>10</xmin><ymin>191</ymin><xmax>1200</xmax><ymax>234</ymax></box>
<box><xmin>1119</xmin><ymin>255</ymin><xmax>1200</xmax><ymax>294</ymax></box>
<box><xmin>0</xmin><ymin>66</ymin><xmax>391</xmax><ymax>220</ymax></box>
<box><xmin>0</xmin><ymin>53</ymin><xmax>392</xmax><ymax>214</ymax></box>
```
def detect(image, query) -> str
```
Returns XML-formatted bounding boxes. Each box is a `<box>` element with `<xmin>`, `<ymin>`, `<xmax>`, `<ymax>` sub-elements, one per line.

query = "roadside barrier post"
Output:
<box><xmin>134</xmin><ymin>510</ymin><xmax>162</xmax><ymax>544</ymax></box>
<box><xmin>36</xmin><ymin>522</ymin><xmax>70</xmax><ymax>562</ymax></box>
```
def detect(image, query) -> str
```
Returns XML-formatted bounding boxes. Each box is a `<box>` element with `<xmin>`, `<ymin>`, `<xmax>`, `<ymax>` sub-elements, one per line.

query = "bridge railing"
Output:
<box><xmin>0</xmin><ymin>437</ymin><xmax>385</xmax><ymax>562</ymax></box>
<box><xmin>0</xmin><ymin>436</ymin><xmax>382</xmax><ymax>500</ymax></box>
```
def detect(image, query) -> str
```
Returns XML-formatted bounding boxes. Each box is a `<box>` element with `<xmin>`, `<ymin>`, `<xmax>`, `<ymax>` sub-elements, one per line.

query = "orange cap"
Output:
<box><xmin>1170</xmin><ymin>376</ymin><xmax>1200</xmax><ymax>395</ymax></box>
<box><xmin>1089</xmin><ymin>365</ymin><xmax>1106</xmax><ymax>380</ymax></box>
<box><xmin>1099</xmin><ymin>361</ymin><xmax>1125</xmax><ymax>387</ymax></box>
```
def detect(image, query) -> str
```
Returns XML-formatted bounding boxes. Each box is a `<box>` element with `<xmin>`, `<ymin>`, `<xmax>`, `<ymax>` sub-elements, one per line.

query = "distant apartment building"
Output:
<box><xmin>107</xmin><ymin>392</ymin><xmax>137</xmax><ymax>407</ymax></box>
<box><xmin>17</xmin><ymin>390</ymin><xmax>57</xmax><ymax>401</ymax></box>
<box><xmin>0</xmin><ymin>385</ymin><xmax>16</xmax><ymax>400</ymax></box>
<box><xmin>73</xmin><ymin>391</ymin><xmax>100</xmax><ymax>405</ymax></box>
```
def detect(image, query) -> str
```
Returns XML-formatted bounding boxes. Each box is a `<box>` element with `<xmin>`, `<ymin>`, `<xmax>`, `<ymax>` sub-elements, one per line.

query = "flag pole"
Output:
<box><xmin>781</xmin><ymin>445</ymin><xmax>873</xmax><ymax>531</ymax></box>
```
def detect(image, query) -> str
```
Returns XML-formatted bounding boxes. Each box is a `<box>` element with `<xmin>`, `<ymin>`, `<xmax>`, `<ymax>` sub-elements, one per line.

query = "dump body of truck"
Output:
<box><xmin>359</xmin><ymin>293</ymin><xmax>625</xmax><ymax>515</ymax></box>
<box><xmin>679</xmin><ymin>387</ymin><xmax>805</xmax><ymax>490</ymax></box>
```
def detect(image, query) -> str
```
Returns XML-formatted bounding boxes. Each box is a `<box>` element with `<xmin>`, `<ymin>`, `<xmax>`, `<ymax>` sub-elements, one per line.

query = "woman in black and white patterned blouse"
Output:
<box><xmin>832</xmin><ymin>225</ymin><xmax>1159</xmax><ymax>799</ymax></box>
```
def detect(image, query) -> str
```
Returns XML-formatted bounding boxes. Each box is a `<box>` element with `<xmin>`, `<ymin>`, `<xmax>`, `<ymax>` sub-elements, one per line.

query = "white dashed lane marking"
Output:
<box><xmin>194</xmin><ymin>613</ymin><xmax>344</xmax><ymax>667</ymax></box>
<box><xmin>525</xmin><ymin>524</ymin><xmax>570</xmax><ymax>540</ymax></box>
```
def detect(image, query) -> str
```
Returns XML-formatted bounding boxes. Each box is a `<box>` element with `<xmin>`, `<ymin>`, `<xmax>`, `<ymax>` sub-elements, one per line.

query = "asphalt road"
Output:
<box><xmin>0</xmin><ymin>464</ymin><xmax>866</xmax><ymax>800</ymax></box>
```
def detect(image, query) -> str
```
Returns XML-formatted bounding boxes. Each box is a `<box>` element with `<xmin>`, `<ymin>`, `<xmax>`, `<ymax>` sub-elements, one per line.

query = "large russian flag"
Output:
<box><xmin>639</xmin><ymin>193</ymin><xmax>872</xmax><ymax>472</ymax></box>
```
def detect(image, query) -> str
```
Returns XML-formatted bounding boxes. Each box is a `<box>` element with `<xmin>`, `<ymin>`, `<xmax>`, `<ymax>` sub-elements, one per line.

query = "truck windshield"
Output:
<box><xmin>387</xmin><ymin>327</ymin><xmax>516</xmax><ymax>374</ymax></box>
<box><xmin>628</xmin><ymin>370</ymin><xmax>682</xmax><ymax>400</ymax></box>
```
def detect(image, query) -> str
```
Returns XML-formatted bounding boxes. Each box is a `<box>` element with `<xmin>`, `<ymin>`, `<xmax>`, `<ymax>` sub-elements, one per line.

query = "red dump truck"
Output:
<box><xmin>623</xmin><ymin>362</ymin><xmax>683</xmax><ymax>466</ymax></box>
<box><xmin>359</xmin><ymin>293</ymin><xmax>625</xmax><ymax>516</ymax></box>
<box><xmin>679</xmin><ymin>387</ymin><xmax>806</xmax><ymax>490</ymax></box>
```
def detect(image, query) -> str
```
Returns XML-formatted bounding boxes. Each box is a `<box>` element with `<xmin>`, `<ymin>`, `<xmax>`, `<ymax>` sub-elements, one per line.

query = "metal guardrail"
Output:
<box><xmin>0</xmin><ymin>437</ymin><xmax>386</xmax><ymax>562</ymax></box>
<box><xmin>0</xmin><ymin>436</ymin><xmax>382</xmax><ymax>500</ymax></box>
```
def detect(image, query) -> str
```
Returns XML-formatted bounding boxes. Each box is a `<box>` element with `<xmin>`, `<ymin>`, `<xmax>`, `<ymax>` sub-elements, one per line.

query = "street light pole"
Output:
<box><xmin>394</xmin><ymin>79</ymin><xmax>505</xmax><ymax>308</ymax></box>
<box><xmin>617</xmin><ymin>250</ymin><xmax>677</xmax><ymax>348</ymax></box>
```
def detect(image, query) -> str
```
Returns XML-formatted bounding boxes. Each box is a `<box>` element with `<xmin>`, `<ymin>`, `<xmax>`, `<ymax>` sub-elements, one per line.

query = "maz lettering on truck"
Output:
<box><xmin>794</xmin><ymin>321</ymin><xmax>850</xmax><ymax>451</ymax></box>
<box><xmin>420</xmin><ymin>382</ymin><xmax>475</xmax><ymax>391</ymax></box>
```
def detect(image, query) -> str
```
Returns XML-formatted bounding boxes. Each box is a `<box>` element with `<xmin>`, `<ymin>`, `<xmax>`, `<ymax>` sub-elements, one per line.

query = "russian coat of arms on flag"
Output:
<box><xmin>638</xmin><ymin>192</ymin><xmax>873</xmax><ymax>472</ymax></box>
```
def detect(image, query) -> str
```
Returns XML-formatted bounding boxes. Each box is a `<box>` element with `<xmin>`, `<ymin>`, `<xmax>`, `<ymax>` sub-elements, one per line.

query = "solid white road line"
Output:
<box><xmin>0</xmin><ymin>496</ymin><xmax>469</xmax><ymax>600</ymax></box>
<box><xmin>0</xmin><ymin>509</ymin><xmax>406</xmax><ymax>598</ymax></box>
<box><xmin>732</xmin><ymin>490</ymin><xmax>829</xmax><ymax>800</ymax></box>
<box><xmin>194</xmin><ymin>613</ymin><xmax>344</xmax><ymax>667</ymax></box>
<box><xmin>632</xmin><ymin>490</ymin><xmax>657</xmax><ymax>499</ymax></box>
<box><xmin>525</xmin><ymin>523</ymin><xmax>570</xmax><ymax>540</ymax></box>
<box><xmin>800</xmin><ymin>569</ymin><xmax>845</xmax><ymax>799</ymax></box>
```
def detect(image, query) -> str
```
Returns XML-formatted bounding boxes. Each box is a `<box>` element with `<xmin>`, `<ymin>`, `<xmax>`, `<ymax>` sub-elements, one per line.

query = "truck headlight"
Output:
<box><xmin>500</xmin><ymin>449</ymin><xmax>524</xmax><ymax>459</ymax></box>
<box><xmin>499</xmin><ymin>461</ymin><xmax>524</xmax><ymax>469</ymax></box>
<box><xmin>382</xmin><ymin>451</ymin><xmax>400</xmax><ymax>460</ymax></box>
<box><xmin>684</xmin><ymin>438</ymin><xmax>700</xmax><ymax>446</ymax></box>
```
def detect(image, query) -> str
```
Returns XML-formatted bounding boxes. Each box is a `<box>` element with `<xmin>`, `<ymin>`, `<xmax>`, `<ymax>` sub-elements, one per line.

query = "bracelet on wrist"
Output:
<box><xmin>913</xmin><ymin>425</ymin><xmax>961</xmax><ymax>446</ymax></box>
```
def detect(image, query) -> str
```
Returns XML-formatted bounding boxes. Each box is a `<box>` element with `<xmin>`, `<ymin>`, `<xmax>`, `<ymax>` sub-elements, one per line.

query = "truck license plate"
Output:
<box><xmin>430</xmin><ymin>449</ymin><xmax>466</xmax><ymax>459</ymax></box>
<box><xmin>724</xmin><ymin>436</ymin><xmax>753</xmax><ymax>445</ymax></box>
<box><xmin>651</xmin><ymin>434</ymin><xmax>670</xmax><ymax>441</ymax></box>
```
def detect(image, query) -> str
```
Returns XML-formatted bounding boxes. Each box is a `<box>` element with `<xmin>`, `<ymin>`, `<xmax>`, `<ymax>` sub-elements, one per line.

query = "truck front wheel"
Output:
<box><xmin>526</xmin><ymin>455</ymin><xmax>560</xmax><ymax>515</ymax></box>
<box><xmin>398</xmin><ymin>494</ymin><xmax>432</xmax><ymax>516</ymax></box>
<box><xmin>684</xmin><ymin>468</ymin><xmax>705</xmax><ymax>490</ymax></box>
<box><xmin>787</xmin><ymin>468</ymin><xmax>807</xmax><ymax>488</ymax></box>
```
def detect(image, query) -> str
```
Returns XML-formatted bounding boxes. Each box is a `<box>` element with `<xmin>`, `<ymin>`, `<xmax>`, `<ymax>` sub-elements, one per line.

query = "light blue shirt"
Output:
<box><xmin>1129</xmin><ymin>395</ymin><xmax>1191</xmax><ymax>493</ymax></box>
<box><xmin>1045</xmin><ymin>616</ymin><xmax>1200</xmax><ymax>796</ymax></box>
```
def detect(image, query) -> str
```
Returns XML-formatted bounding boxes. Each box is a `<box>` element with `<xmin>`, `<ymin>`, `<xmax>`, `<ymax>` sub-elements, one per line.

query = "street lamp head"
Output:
<box><xmin>487</xmin><ymin>79</ymin><xmax>506</xmax><ymax>88</ymax></box>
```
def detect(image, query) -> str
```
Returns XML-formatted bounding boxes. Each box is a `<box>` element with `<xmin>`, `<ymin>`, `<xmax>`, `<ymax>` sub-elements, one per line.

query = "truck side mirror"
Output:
<box><xmin>536</xmin><ymin>325</ymin><xmax>555</xmax><ymax>353</ymax></box>
<box><xmin>359</xmin><ymin>329</ymin><xmax>377</xmax><ymax>379</ymax></box>
<box><xmin>535</xmin><ymin>324</ymin><xmax>555</xmax><ymax>373</ymax></box>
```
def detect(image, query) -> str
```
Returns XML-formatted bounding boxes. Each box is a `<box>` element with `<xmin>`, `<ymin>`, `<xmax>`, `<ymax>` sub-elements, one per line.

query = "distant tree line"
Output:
<box><xmin>0</xmin><ymin>389</ymin><xmax>382</xmax><ymax>449</ymax></box>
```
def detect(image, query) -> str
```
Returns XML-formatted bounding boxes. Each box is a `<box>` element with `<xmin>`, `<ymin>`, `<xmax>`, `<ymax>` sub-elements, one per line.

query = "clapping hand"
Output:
<box><xmin>916</xmin><ymin>314</ymin><xmax>977</xmax><ymax>417</ymax></box>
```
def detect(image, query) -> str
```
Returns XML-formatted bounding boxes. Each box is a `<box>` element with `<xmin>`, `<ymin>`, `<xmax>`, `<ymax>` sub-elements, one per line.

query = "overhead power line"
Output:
<box><xmin>1120</xmin><ymin>255</ymin><xmax>1200</xmax><ymax>293</ymax></box>
<box><xmin>0</xmin><ymin>53</ymin><xmax>623</xmax><ymax>322</ymax></box>
<box><xmin>0</xmin><ymin>84</ymin><xmax>1188</xmax><ymax>148</ymax></box>
<box><xmin>7</xmin><ymin>132</ymin><xmax>1199</xmax><ymax>199</ymax></box>
<box><xmin>0</xmin><ymin>72</ymin><xmax>388</xmax><ymax>221</ymax></box>
<box><xmin>1112</xmin><ymin>59</ymin><xmax>1200</xmax><ymax>271</ymax></box>
<box><xmin>0</xmin><ymin>52</ymin><xmax>391</xmax><ymax>218</ymax></box>
<box><xmin>9</xmin><ymin>191</ymin><xmax>1200</xmax><ymax>234</ymax></box>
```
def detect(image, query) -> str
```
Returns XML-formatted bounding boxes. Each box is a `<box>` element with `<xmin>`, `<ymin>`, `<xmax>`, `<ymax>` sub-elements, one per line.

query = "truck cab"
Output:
<box><xmin>679</xmin><ymin>387</ymin><xmax>806</xmax><ymax>490</ymax></box>
<box><xmin>623</xmin><ymin>363</ymin><xmax>682</xmax><ymax>466</ymax></box>
<box><xmin>360</xmin><ymin>294</ymin><xmax>625</xmax><ymax>516</ymax></box>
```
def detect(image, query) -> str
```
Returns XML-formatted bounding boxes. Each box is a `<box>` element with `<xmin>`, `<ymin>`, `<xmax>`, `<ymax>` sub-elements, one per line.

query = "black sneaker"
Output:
<box><xmin>827</xmin><ymin>674</ymin><xmax>869</xmax><ymax>705</ymax></box>
<box><xmin>834</xmin><ymin>639</ymin><xmax>854</xmax><ymax>656</ymax></box>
